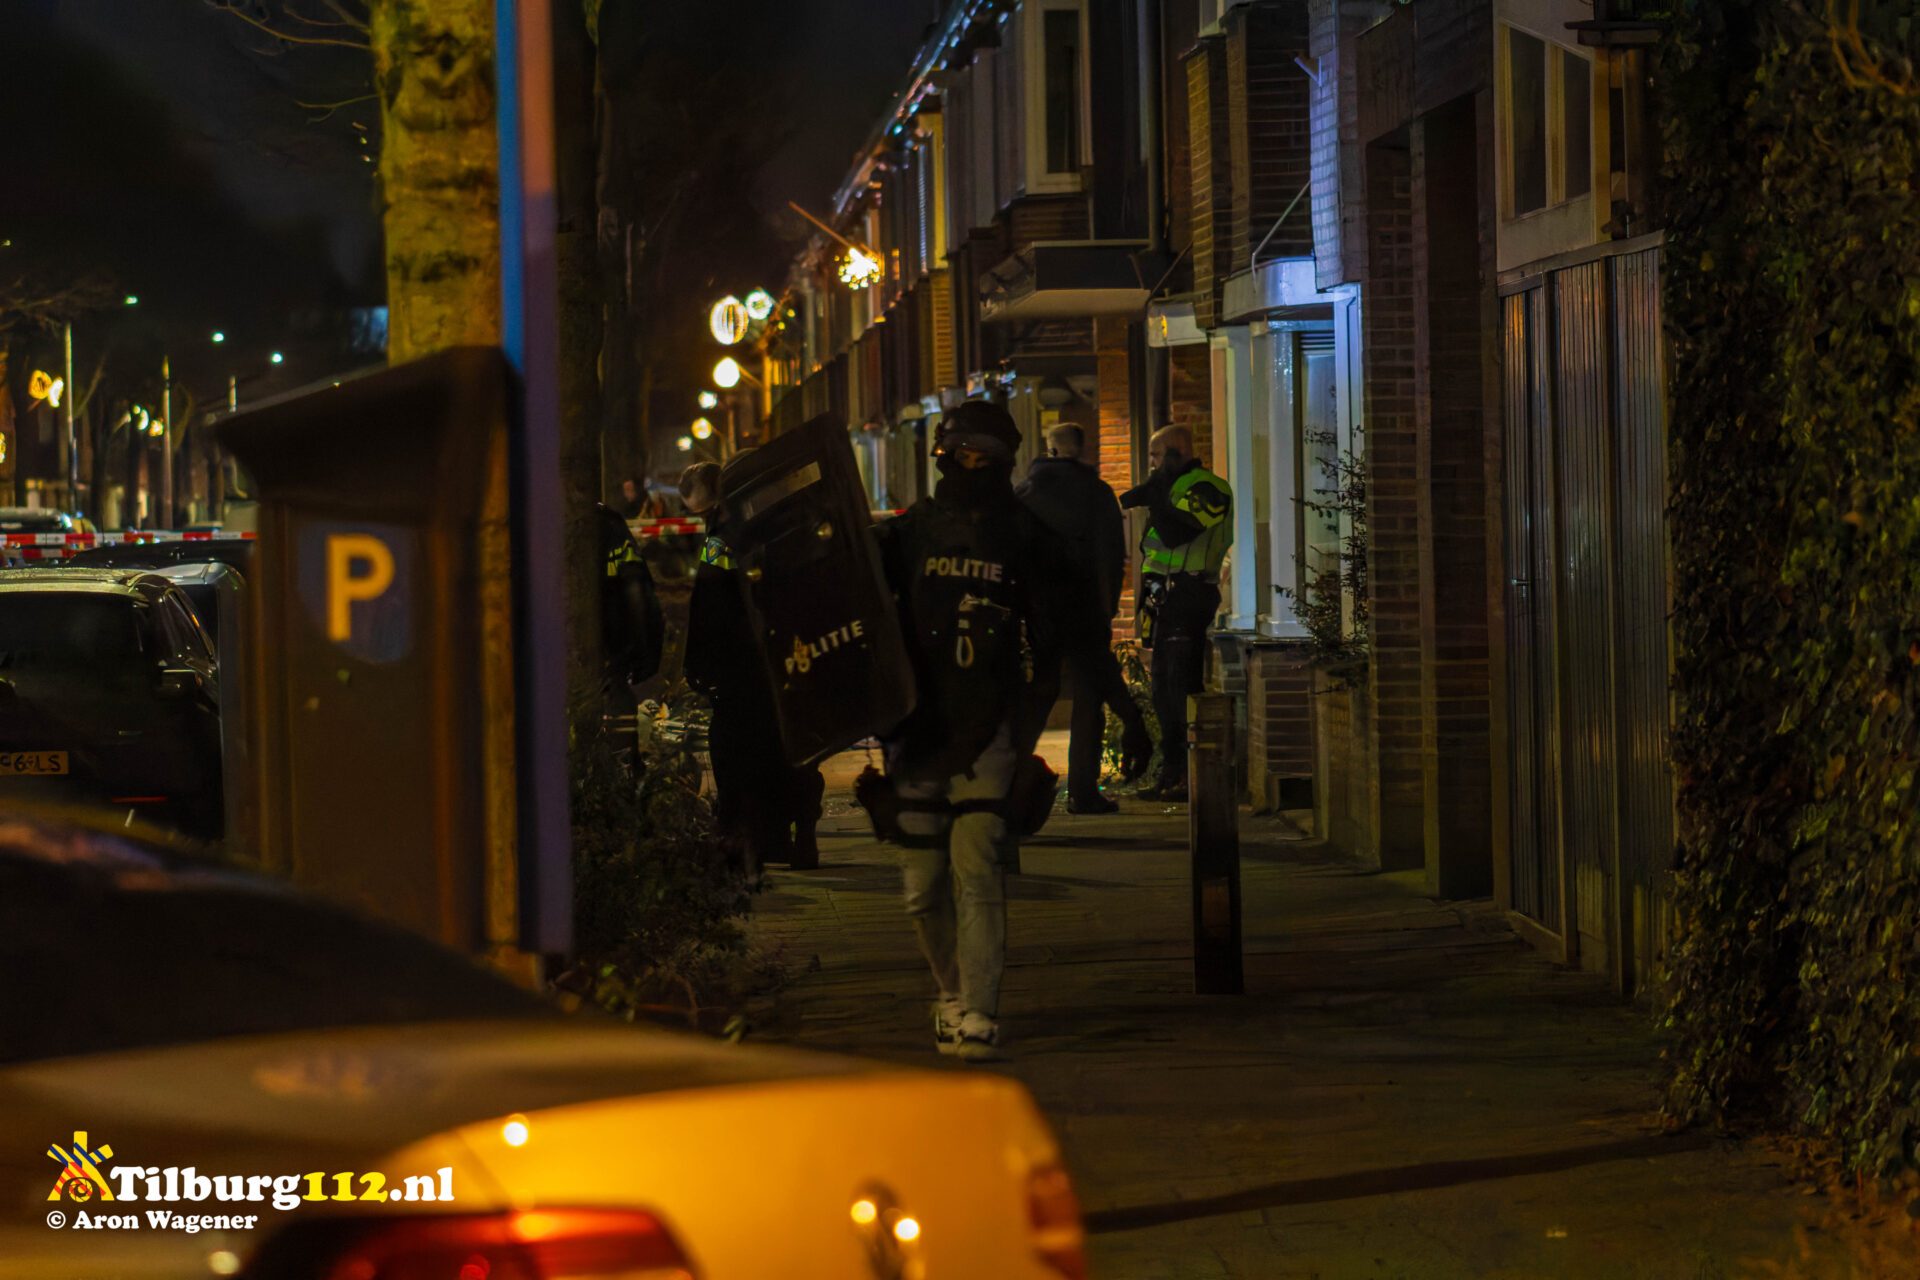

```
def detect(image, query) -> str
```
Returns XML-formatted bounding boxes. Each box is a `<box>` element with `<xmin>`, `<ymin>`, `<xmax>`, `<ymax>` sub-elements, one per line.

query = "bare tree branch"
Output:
<box><xmin>1826</xmin><ymin>0</ymin><xmax>1919</xmax><ymax>96</ymax></box>
<box><xmin>288</xmin><ymin>0</ymin><xmax>369</xmax><ymax>32</ymax></box>
<box><xmin>294</xmin><ymin>92</ymin><xmax>379</xmax><ymax>121</ymax></box>
<box><xmin>0</xmin><ymin>272</ymin><xmax>118</xmax><ymax>335</ymax></box>
<box><xmin>217</xmin><ymin>2</ymin><xmax>370</xmax><ymax>51</ymax></box>
<box><xmin>73</xmin><ymin>350</ymin><xmax>109</xmax><ymax>420</ymax></box>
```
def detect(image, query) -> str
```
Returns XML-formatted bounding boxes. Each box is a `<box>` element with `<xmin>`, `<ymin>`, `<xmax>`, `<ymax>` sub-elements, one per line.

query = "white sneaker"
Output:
<box><xmin>932</xmin><ymin>997</ymin><xmax>965</xmax><ymax>1055</ymax></box>
<box><xmin>955</xmin><ymin>1011</ymin><xmax>1004</xmax><ymax>1063</ymax></box>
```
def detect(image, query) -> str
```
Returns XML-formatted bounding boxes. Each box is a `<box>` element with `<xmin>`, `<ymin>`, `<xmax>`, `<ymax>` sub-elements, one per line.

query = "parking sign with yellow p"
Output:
<box><xmin>301</xmin><ymin>522</ymin><xmax>413</xmax><ymax>663</ymax></box>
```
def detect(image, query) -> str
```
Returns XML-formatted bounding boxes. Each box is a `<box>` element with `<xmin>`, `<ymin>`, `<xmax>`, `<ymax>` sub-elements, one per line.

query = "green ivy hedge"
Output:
<box><xmin>1661</xmin><ymin>1</ymin><xmax>1920</xmax><ymax>1173</ymax></box>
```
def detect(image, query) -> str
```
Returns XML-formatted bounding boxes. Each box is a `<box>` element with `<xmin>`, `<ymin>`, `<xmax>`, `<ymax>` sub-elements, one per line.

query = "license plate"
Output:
<box><xmin>0</xmin><ymin>751</ymin><xmax>69</xmax><ymax>776</ymax></box>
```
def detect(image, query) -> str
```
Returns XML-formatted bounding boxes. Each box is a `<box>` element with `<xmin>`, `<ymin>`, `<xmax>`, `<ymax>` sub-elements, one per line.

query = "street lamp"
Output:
<box><xmin>713</xmin><ymin>356</ymin><xmax>742</xmax><ymax>389</ymax></box>
<box><xmin>691</xmin><ymin>417</ymin><xmax>714</xmax><ymax>440</ymax></box>
<box><xmin>698</xmin><ymin>390</ymin><xmax>719</xmax><ymax>410</ymax></box>
<box><xmin>269</xmin><ymin>351</ymin><xmax>284</xmax><ymax>365</ymax></box>
<box><xmin>211</xmin><ymin>331</ymin><xmax>225</xmax><ymax>344</ymax></box>
<box><xmin>744</xmin><ymin>288</ymin><xmax>776</xmax><ymax>321</ymax></box>
<box><xmin>676</xmin><ymin>435</ymin><xmax>694</xmax><ymax>452</ymax></box>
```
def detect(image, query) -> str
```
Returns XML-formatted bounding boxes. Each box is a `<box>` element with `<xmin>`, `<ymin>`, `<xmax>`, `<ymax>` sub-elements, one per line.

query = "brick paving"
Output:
<box><xmin>747</xmin><ymin>734</ymin><xmax>1847</xmax><ymax>1279</ymax></box>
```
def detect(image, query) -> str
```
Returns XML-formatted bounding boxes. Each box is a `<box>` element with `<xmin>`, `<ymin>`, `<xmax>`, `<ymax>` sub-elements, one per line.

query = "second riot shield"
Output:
<box><xmin>719</xmin><ymin>414</ymin><xmax>915</xmax><ymax>766</ymax></box>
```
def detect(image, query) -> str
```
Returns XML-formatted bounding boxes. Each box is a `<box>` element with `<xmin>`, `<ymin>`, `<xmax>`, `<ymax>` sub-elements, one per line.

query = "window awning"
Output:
<box><xmin>1220</xmin><ymin>256</ymin><xmax>1354</xmax><ymax>325</ymax></box>
<box><xmin>979</xmin><ymin>240</ymin><xmax>1152</xmax><ymax>323</ymax></box>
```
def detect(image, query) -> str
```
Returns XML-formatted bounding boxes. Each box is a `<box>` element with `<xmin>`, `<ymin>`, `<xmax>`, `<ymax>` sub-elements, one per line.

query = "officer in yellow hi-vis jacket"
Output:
<box><xmin>1120</xmin><ymin>425</ymin><xmax>1231</xmax><ymax>801</ymax></box>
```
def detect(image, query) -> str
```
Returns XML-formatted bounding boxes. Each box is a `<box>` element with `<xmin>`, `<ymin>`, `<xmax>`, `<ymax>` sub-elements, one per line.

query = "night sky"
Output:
<box><xmin>1</xmin><ymin>0</ymin><xmax>935</xmax><ymax>394</ymax></box>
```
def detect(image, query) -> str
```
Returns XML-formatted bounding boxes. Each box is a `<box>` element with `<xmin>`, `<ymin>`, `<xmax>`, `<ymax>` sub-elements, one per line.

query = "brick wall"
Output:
<box><xmin>1095</xmin><ymin>318</ymin><xmax>1138</xmax><ymax>635</ymax></box>
<box><xmin>1246</xmin><ymin>642</ymin><xmax>1315</xmax><ymax>810</ymax></box>
<box><xmin>1408</xmin><ymin>0</ymin><xmax>1491</xmax><ymax>115</ymax></box>
<box><xmin>1167</xmin><ymin>342</ymin><xmax>1214</xmax><ymax>467</ymax></box>
<box><xmin>952</xmin><ymin>227</ymin><xmax>1009</xmax><ymax>379</ymax></box>
<box><xmin>1362</xmin><ymin>135</ymin><xmax>1424</xmax><ymax>872</ymax></box>
<box><xmin>1356</xmin><ymin>5</ymin><xmax>1415</xmax><ymax>141</ymax></box>
<box><xmin>1008</xmin><ymin>317</ymin><xmax>1095</xmax><ymax>362</ymax></box>
<box><xmin>1228</xmin><ymin>2</ymin><xmax>1314</xmax><ymax>268</ymax></box>
<box><xmin>1352</xmin><ymin>0</ymin><xmax>1498</xmax><ymax>889</ymax></box>
<box><xmin>1413</xmin><ymin>95</ymin><xmax>1494</xmax><ymax>898</ymax></box>
<box><xmin>1311</xmin><ymin>1</ymin><xmax>1396</xmax><ymax>289</ymax></box>
<box><xmin>1007</xmin><ymin>195</ymin><xmax>1093</xmax><ymax>249</ymax></box>
<box><xmin>1186</xmin><ymin>37</ymin><xmax>1233</xmax><ymax>329</ymax></box>
<box><xmin>1316</xmin><ymin>673</ymin><xmax>1376</xmax><ymax>853</ymax></box>
<box><xmin>1355</xmin><ymin>0</ymin><xmax>1489</xmax><ymax>140</ymax></box>
<box><xmin>1164</xmin><ymin>0</ymin><xmax>1200</xmax><ymax>259</ymax></box>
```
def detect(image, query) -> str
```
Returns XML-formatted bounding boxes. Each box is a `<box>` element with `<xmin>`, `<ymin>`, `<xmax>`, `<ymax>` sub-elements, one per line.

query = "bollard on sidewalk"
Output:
<box><xmin>1188</xmin><ymin>691</ymin><xmax>1244</xmax><ymax>994</ymax></box>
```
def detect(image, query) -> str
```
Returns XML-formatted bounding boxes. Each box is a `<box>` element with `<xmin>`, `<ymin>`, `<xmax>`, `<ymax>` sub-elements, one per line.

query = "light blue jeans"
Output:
<box><xmin>894</xmin><ymin>725</ymin><xmax>1015</xmax><ymax>1019</ymax></box>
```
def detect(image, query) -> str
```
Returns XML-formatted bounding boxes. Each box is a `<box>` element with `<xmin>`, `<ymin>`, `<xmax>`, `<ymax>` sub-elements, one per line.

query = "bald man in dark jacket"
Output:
<box><xmin>1017</xmin><ymin>423</ymin><xmax>1152</xmax><ymax>812</ymax></box>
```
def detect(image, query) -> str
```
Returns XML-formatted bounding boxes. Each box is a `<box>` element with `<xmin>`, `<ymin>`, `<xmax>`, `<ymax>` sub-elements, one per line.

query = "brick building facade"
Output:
<box><xmin>755</xmin><ymin>0</ymin><xmax>1675</xmax><ymax>995</ymax></box>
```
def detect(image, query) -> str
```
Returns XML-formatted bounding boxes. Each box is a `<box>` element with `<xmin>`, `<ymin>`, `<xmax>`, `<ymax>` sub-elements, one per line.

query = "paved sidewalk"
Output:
<box><xmin>748</xmin><ymin>735</ymin><xmax>1846</xmax><ymax>1279</ymax></box>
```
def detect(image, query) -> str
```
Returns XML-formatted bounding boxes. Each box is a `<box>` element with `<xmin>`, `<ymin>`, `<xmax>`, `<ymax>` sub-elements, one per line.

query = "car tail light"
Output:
<box><xmin>296</xmin><ymin>1209</ymin><xmax>696</xmax><ymax>1280</ymax></box>
<box><xmin>1028</xmin><ymin>1163</ymin><xmax>1087</xmax><ymax>1280</ymax></box>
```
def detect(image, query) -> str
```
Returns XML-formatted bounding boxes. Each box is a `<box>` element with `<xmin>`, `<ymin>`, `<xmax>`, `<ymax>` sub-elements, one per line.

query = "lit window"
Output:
<box><xmin>1508</xmin><ymin>28</ymin><xmax>1548</xmax><ymax>217</ymax></box>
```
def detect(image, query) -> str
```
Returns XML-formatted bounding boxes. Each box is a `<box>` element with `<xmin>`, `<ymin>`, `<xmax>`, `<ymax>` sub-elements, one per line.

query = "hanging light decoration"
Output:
<box><xmin>744</xmin><ymin>289</ymin><xmax>777</xmax><ymax>321</ymax></box>
<box><xmin>709</xmin><ymin>295</ymin><xmax>751</xmax><ymax>345</ymax></box>
<box><xmin>839</xmin><ymin>247</ymin><xmax>882</xmax><ymax>289</ymax></box>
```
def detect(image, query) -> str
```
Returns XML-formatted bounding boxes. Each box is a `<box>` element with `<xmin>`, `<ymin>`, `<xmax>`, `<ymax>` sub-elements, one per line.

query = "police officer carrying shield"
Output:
<box><xmin>1121</xmin><ymin>425</ymin><xmax>1232</xmax><ymax>802</ymax></box>
<box><xmin>682</xmin><ymin>460</ymin><xmax>825</xmax><ymax>871</ymax></box>
<box><xmin>875</xmin><ymin>400</ymin><xmax>1076</xmax><ymax>1061</ymax></box>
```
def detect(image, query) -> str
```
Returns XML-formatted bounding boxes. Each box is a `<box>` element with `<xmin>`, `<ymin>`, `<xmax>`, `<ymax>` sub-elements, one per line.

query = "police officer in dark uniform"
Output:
<box><xmin>598</xmin><ymin>503</ymin><xmax>664</xmax><ymax>697</ymax></box>
<box><xmin>874</xmin><ymin>400</ymin><xmax>1084</xmax><ymax>1061</ymax></box>
<box><xmin>682</xmin><ymin>460</ymin><xmax>824</xmax><ymax>871</ymax></box>
<box><xmin>1018</xmin><ymin>422</ymin><xmax>1154</xmax><ymax>812</ymax></box>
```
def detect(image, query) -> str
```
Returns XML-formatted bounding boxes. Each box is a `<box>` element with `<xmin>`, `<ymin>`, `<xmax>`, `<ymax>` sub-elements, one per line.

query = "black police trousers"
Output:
<box><xmin>1149</xmin><ymin>577</ymin><xmax>1221</xmax><ymax>789</ymax></box>
<box><xmin>710</xmin><ymin>701</ymin><xmax>824</xmax><ymax>870</ymax></box>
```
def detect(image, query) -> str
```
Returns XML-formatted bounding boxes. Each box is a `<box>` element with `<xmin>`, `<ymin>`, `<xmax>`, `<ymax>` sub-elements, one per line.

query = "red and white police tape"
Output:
<box><xmin>6</xmin><ymin>513</ymin><xmax>903</xmax><ymax>561</ymax></box>
<box><xmin>0</xmin><ymin>530</ymin><xmax>259</xmax><ymax>560</ymax></box>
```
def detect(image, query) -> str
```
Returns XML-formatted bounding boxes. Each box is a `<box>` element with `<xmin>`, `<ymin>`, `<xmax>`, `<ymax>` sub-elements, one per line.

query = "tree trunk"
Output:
<box><xmin>370</xmin><ymin>0</ymin><xmax>502</xmax><ymax>361</ymax></box>
<box><xmin>554</xmin><ymin>0</ymin><xmax>603</xmax><ymax>742</ymax></box>
<box><xmin>87</xmin><ymin>402</ymin><xmax>107</xmax><ymax>527</ymax></box>
<box><xmin>370</xmin><ymin>0</ymin><xmax>516</xmax><ymax>954</ymax></box>
<box><xmin>599</xmin><ymin>294</ymin><xmax>638</xmax><ymax>500</ymax></box>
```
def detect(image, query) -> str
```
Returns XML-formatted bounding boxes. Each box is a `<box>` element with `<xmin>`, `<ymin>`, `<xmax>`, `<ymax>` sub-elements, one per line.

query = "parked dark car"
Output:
<box><xmin>148</xmin><ymin>560</ymin><xmax>246</xmax><ymax>659</ymax></box>
<box><xmin>69</xmin><ymin>535</ymin><xmax>255</xmax><ymax>577</ymax></box>
<box><xmin>0</xmin><ymin>569</ymin><xmax>223</xmax><ymax>838</ymax></box>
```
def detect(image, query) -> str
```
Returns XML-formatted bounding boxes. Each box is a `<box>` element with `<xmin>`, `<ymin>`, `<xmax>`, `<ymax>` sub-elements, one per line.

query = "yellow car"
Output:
<box><xmin>0</xmin><ymin>816</ymin><xmax>1087</xmax><ymax>1279</ymax></box>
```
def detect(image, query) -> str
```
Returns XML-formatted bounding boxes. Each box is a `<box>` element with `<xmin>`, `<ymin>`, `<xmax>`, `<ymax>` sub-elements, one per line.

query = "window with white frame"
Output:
<box><xmin>1023</xmin><ymin>0</ymin><xmax>1086</xmax><ymax>193</ymax></box>
<box><xmin>1503</xmin><ymin>25</ymin><xmax>1594</xmax><ymax>219</ymax></box>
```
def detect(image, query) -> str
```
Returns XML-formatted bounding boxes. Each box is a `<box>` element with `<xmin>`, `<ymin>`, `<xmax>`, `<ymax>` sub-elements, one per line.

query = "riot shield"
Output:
<box><xmin>718</xmin><ymin>414</ymin><xmax>915</xmax><ymax>766</ymax></box>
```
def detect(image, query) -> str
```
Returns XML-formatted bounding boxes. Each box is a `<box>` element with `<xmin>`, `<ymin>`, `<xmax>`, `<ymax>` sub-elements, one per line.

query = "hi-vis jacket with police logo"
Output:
<box><xmin>1122</xmin><ymin>459</ymin><xmax>1232</xmax><ymax>580</ymax></box>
